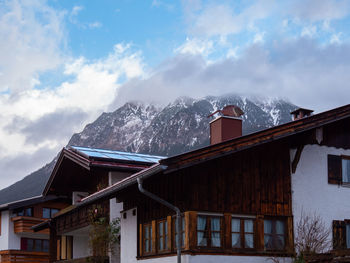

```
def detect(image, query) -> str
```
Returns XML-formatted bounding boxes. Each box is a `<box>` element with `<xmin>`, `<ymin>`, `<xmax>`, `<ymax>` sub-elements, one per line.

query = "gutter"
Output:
<box><xmin>137</xmin><ymin>175</ymin><xmax>181</xmax><ymax>263</ymax></box>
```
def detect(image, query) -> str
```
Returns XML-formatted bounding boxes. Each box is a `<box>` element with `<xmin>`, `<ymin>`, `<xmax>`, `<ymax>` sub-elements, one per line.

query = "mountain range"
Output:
<box><xmin>0</xmin><ymin>95</ymin><xmax>296</xmax><ymax>205</ymax></box>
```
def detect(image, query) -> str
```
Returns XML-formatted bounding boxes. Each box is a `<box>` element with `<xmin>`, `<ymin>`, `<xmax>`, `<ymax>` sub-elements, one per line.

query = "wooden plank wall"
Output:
<box><xmin>122</xmin><ymin>140</ymin><xmax>292</xmax><ymax>224</ymax></box>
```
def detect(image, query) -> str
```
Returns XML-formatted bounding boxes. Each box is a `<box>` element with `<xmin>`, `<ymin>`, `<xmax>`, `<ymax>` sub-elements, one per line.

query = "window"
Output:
<box><xmin>264</xmin><ymin>219</ymin><xmax>285</xmax><ymax>250</ymax></box>
<box><xmin>231</xmin><ymin>218</ymin><xmax>254</xmax><ymax>249</ymax></box>
<box><xmin>143</xmin><ymin>224</ymin><xmax>152</xmax><ymax>254</ymax></box>
<box><xmin>328</xmin><ymin>154</ymin><xmax>350</xmax><ymax>184</ymax></box>
<box><xmin>59</xmin><ymin>236</ymin><xmax>73</xmax><ymax>260</ymax></box>
<box><xmin>21</xmin><ymin>238</ymin><xmax>49</xmax><ymax>252</ymax></box>
<box><xmin>197</xmin><ymin>215</ymin><xmax>221</xmax><ymax>248</ymax></box>
<box><xmin>157</xmin><ymin>220</ymin><xmax>168</xmax><ymax>251</ymax></box>
<box><xmin>43</xmin><ymin>208</ymin><xmax>60</xmax><ymax>219</ymax></box>
<box><xmin>16</xmin><ymin>207</ymin><xmax>33</xmax><ymax>217</ymax></box>
<box><xmin>347</xmin><ymin>224</ymin><xmax>350</xmax><ymax>249</ymax></box>
<box><xmin>333</xmin><ymin>220</ymin><xmax>350</xmax><ymax>249</ymax></box>
<box><xmin>174</xmin><ymin>216</ymin><xmax>185</xmax><ymax>249</ymax></box>
<box><xmin>342</xmin><ymin>159</ymin><xmax>350</xmax><ymax>183</ymax></box>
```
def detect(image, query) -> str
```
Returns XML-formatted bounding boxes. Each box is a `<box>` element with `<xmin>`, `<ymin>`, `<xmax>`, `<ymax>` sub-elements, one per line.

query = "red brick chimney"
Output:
<box><xmin>208</xmin><ymin>105</ymin><xmax>244</xmax><ymax>145</ymax></box>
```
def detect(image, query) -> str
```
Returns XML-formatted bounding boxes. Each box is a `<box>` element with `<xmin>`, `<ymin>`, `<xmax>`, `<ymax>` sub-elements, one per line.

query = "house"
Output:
<box><xmin>35</xmin><ymin>146</ymin><xmax>164</xmax><ymax>263</ymax></box>
<box><xmin>35</xmin><ymin>104</ymin><xmax>350</xmax><ymax>263</ymax></box>
<box><xmin>0</xmin><ymin>195</ymin><xmax>70</xmax><ymax>262</ymax></box>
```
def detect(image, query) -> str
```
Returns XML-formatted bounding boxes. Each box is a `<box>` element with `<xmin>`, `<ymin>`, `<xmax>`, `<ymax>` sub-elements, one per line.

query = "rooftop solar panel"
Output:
<box><xmin>70</xmin><ymin>146</ymin><xmax>165</xmax><ymax>164</ymax></box>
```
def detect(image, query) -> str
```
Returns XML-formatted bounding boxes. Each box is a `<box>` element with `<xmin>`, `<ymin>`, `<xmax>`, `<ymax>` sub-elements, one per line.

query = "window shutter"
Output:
<box><xmin>328</xmin><ymin>155</ymin><xmax>342</xmax><ymax>184</ymax></box>
<box><xmin>333</xmin><ymin>220</ymin><xmax>346</xmax><ymax>249</ymax></box>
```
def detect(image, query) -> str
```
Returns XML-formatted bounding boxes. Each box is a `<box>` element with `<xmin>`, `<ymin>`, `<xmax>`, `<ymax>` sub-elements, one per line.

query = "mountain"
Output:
<box><xmin>0</xmin><ymin>95</ymin><xmax>296</xmax><ymax>205</ymax></box>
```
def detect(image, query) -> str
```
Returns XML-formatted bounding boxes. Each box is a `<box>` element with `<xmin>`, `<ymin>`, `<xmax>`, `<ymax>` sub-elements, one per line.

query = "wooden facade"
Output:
<box><xmin>0</xmin><ymin>250</ymin><xmax>49</xmax><ymax>263</ymax></box>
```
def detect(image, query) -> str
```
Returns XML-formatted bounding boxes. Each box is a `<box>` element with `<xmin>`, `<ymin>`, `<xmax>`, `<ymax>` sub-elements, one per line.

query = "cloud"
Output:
<box><xmin>174</xmin><ymin>37</ymin><xmax>213</xmax><ymax>56</ymax></box>
<box><xmin>71</xmin><ymin>5</ymin><xmax>83</xmax><ymax>16</ymax></box>
<box><xmin>0</xmin><ymin>146</ymin><xmax>57</xmax><ymax>189</ymax></box>
<box><xmin>88</xmin><ymin>21</ymin><xmax>102</xmax><ymax>29</ymax></box>
<box><xmin>0</xmin><ymin>0</ymin><xmax>65</xmax><ymax>93</ymax></box>
<box><xmin>6</xmin><ymin>109</ymin><xmax>88</xmax><ymax>144</ymax></box>
<box><xmin>184</xmin><ymin>1</ymin><xmax>274</xmax><ymax>37</ymax></box>
<box><xmin>289</xmin><ymin>0</ymin><xmax>350</xmax><ymax>22</ymax></box>
<box><xmin>112</xmin><ymin>39</ymin><xmax>350</xmax><ymax>113</ymax></box>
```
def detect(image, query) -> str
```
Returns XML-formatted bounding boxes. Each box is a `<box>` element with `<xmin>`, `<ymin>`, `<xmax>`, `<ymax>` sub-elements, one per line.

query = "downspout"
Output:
<box><xmin>137</xmin><ymin>177</ymin><xmax>181</xmax><ymax>263</ymax></box>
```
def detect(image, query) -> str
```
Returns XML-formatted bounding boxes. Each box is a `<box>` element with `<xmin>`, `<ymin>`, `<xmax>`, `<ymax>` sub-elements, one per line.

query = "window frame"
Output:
<box><xmin>42</xmin><ymin>207</ymin><xmax>60</xmax><ymax>219</ymax></box>
<box><xmin>143</xmin><ymin>223</ymin><xmax>153</xmax><ymax>255</ymax></box>
<box><xmin>341</xmin><ymin>156</ymin><xmax>350</xmax><ymax>184</ymax></box>
<box><xmin>16</xmin><ymin>207</ymin><xmax>34</xmax><ymax>217</ymax></box>
<box><xmin>21</xmin><ymin>238</ymin><xmax>49</xmax><ymax>253</ymax></box>
<box><xmin>263</xmin><ymin>218</ymin><xmax>286</xmax><ymax>251</ymax></box>
<box><xmin>196</xmin><ymin>215</ymin><xmax>223</xmax><ymax>249</ymax></box>
<box><xmin>157</xmin><ymin>219</ymin><xmax>169</xmax><ymax>253</ymax></box>
<box><xmin>172</xmin><ymin>215</ymin><xmax>185</xmax><ymax>250</ymax></box>
<box><xmin>231</xmin><ymin>217</ymin><xmax>255</xmax><ymax>250</ymax></box>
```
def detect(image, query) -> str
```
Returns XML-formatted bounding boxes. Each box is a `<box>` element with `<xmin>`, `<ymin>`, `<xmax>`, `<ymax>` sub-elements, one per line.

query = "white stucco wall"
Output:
<box><xmin>137</xmin><ymin>254</ymin><xmax>290</xmax><ymax>263</ymax></box>
<box><xmin>120</xmin><ymin>208</ymin><xmax>137</xmax><ymax>263</ymax></box>
<box><xmin>8</xmin><ymin>211</ymin><xmax>20</xmax><ymax>250</ymax></box>
<box><xmin>292</xmin><ymin>144</ymin><xmax>350</xmax><ymax>246</ymax></box>
<box><xmin>65</xmin><ymin>226</ymin><xmax>91</xmax><ymax>259</ymax></box>
<box><xmin>0</xmin><ymin>210</ymin><xmax>10</xmax><ymax>250</ymax></box>
<box><xmin>73</xmin><ymin>235</ymin><xmax>90</xmax><ymax>259</ymax></box>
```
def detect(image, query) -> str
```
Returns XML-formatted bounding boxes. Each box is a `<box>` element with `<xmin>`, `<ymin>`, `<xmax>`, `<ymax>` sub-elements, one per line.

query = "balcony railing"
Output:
<box><xmin>11</xmin><ymin>216</ymin><xmax>49</xmax><ymax>234</ymax></box>
<box><xmin>54</xmin><ymin>256</ymin><xmax>109</xmax><ymax>263</ymax></box>
<box><xmin>0</xmin><ymin>250</ymin><xmax>49</xmax><ymax>263</ymax></box>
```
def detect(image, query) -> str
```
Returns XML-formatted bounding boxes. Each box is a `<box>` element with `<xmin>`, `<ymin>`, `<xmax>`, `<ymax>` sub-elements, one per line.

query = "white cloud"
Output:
<box><xmin>253</xmin><ymin>32</ymin><xmax>266</xmax><ymax>43</ymax></box>
<box><xmin>185</xmin><ymin>1</ymin><xmax>274</xmax><ymax>37</ymax></box>
<box><xmin>0</xmin><ymin>0</ymin><xmax>145</xmax><ymax>188</ymax></box>
<box><xmin>0</xmin><ymin>0</ymin><xmax>65</xmax><ymax>93</ymax></box>
<box><xmin>174</xmin><ymin>38</ymin><xmax>213</xmax><ymax>56</ymax></box>
<box><xmin>88</xmin><ymin>21</ymin><xmax>102</xmax><ymax>29</ymax></box>
<box><xmin>71</xmin><ymin>5</ymin><xmax>83</xmax><ymax>16</ymax></box>
<box><xmin>301</xmin><ymin>25</ymin><xmax>317</xmax><ymax>38</ymax></box>
<box><xmin>330</xmin><ymin>32</ymin><xmax>342</xmax><ymax>44</ymax></box>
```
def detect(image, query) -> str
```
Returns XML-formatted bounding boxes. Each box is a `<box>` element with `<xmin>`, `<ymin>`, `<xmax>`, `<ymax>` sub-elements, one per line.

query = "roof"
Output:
<box><xmin>78</xmin><ymin>103</ymin><xmax>350</xmax><ymax>206</ymax></box>
<box><xmin>290</xmin><ymin>107</ymin><xmax>314</xmax><ymax>115</ymax></box>
<box><xmin>43</xmin><ymin>146</ymin><xmax>165</xmax><ymax>196</ymax></box>
<box><xmin>70</xmin><ymin>146</ymin><xmax>165</xmax><ymax>164</ymax></box>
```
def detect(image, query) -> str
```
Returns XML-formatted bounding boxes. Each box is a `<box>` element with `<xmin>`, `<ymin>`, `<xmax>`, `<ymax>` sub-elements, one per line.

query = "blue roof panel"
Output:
<box><xmin>70</xmin><ymin>146</ymin><xmax>165</xmax><ymax>164</ymax></box>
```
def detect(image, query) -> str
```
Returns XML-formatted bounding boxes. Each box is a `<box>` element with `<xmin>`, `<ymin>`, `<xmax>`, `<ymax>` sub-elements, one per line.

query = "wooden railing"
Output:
<box><xmin>0</xmin><ymin>250</ymin><xmax>49</xmax><ymax>263</ymax></box>
<box><xmin>11</xmin><ymin>216</ymin><xmax>49</xmax><ymax>234</ymax></box>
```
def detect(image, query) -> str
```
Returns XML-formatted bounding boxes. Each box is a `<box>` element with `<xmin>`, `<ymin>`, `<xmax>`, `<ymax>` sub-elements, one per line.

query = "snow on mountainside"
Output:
<box><xmin>69</xmin><ymin>94</ymin><xmax>296</xmax><ymax>156</ymax></box>
<box><xmin>0</xmin><ymin>94</ymin><xmax>296</xmax><ymax>205</ymax></box>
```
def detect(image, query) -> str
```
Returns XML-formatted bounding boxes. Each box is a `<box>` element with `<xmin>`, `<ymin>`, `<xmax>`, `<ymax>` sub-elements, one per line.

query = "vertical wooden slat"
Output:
<box><xmin>256</xmin><ymin>215</ymin><xmax>264</xmax><ymax>251</ymax></box>
<box><xmin>151</xmin><ymin>220</ymin><xmax>156</xmax><ymax>254</ymax></box>
<box><xmin>184</xmin><ymin>212</ymin><xmax>190</xmax><ymax>250</ymax></box>
<box><xmin>286</xmin><ymin>216</ymin><xmax>294</xmax><ymax>253</ymax></box>
<box><xmin>188</xmin><ymin>211</ymin><xmax>197</xmax><ymax>249</ymax></box>
<box><xmin>224</xmin><ymin>213</ymin><xmax>231</xmax><ymax>250</ymax></box>
<box><xmin>167</xmin><ymin>216</ymin><xmax>172</xmax><ymax>250</ymax></box>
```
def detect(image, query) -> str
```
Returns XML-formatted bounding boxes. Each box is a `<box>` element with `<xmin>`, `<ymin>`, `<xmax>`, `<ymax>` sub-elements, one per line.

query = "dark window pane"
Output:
<box><xmin>43</xmin><ymin>208</ymin><xmax>50</xmax><ymax>219</ymax></box>
<box><xmin>35</xmin><ymin>239</ymin><xmax>42</xmax><ymax>252</ymax></box>
<box><xmin>51</xmin><ymin>209</ymin><xmax>59</xmax><ymax>217</ymax></box>
<box><xmin>17</xmin><ymin>210</ymin><xmax>24</xmax><ymax>216</ymax></box>
<box><xmin>27</xmin><ymin>239</ymin><xmax>34</xmax><ymax>251</ymax></box>
<box><xmin>43</xmin><ymin>240</ymin><xmax>49</xmax><ymax>252</ymax></box>
<box><xmin>25</xmin><ymin>208</ymin><xmax>33</xmax><ymax>217</ymax></box>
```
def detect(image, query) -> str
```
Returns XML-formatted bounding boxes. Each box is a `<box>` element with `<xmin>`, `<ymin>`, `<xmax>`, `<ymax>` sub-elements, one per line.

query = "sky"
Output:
<box><xmin>1</xmin><ymin>0</ymin><xmax>350</xmax><ymax>189</ymax></box>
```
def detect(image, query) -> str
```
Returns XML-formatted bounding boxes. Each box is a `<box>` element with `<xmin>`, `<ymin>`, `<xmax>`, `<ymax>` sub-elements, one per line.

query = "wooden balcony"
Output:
<box><xmin>11</xmin><ymin>216</ymin><xmax>49</xmax><ymax>234</ymax></box>
<box><xmin>0</xmin><ymin>250</ymin><xmax>49</xmax><ymax>263</ymax></box>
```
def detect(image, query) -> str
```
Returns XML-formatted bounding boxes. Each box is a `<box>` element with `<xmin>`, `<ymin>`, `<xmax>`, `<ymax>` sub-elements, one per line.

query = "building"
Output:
<box><xmin>71</xmin><ymin>104</ymin><xmax>350</xmax><ymax>263</ymax></box>
<box><xmin>36</xmin><ymin>146</ymin><xmax>164</xmax><ymax>263</ymax></box>
<box><xmin>0</xmin><ymin>195</ymin><xmax>70</xmax><ymax>262</ymax></box>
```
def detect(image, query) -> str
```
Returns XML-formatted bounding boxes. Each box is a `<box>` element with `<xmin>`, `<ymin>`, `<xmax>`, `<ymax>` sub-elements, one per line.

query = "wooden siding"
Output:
<box><xmin>55</xmin><ymin>200</ymin><xmax>109</xmax><ymax>235</ymax></box>
<box><xmin>0</xmin><ymin>250</ymin><xmax>49</xmax><ymax>263</ymax></box>
<box><xmin>11</xmin><ymin>216</ymin><xmax>49</xmax><ymax>234</ymax></box>
<box><xmin>122</xmin><ymin>141</ymin><xmax>292</xmax><ymax>224</ymax></box>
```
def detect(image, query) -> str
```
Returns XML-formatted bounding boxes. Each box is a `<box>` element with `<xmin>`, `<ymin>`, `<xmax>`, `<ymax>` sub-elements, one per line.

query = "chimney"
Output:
<box><xmin>290</xmin><ymin>108</ymin><xmax>314</xmax><ymax>121</ymax></box>
<box><xmin>208</xmin><ymin>105</ymin><xmax>244</xmax><ymax>145</ymax></box>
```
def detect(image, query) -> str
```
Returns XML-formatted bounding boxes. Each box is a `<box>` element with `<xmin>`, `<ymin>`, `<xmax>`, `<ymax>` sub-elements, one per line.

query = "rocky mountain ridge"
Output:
<box><xmin>0</xmin><ymin>95</ymin><xmax>296</xmax><ymax>205</ymax></box>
